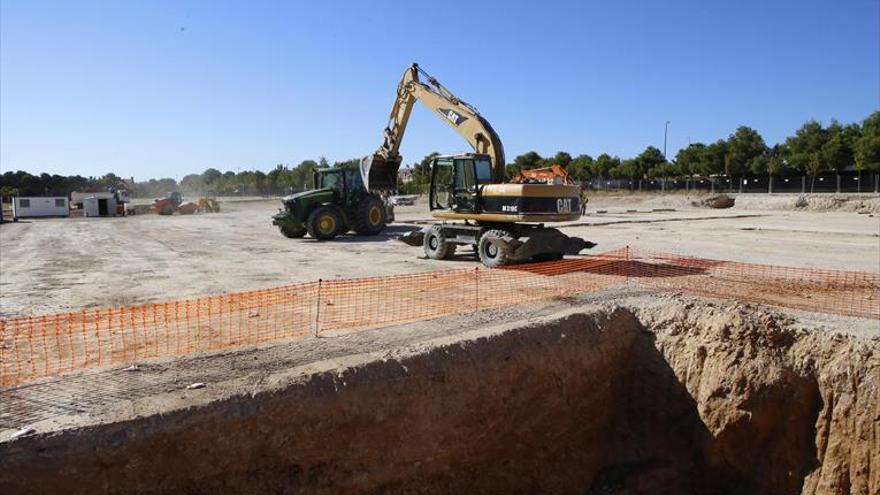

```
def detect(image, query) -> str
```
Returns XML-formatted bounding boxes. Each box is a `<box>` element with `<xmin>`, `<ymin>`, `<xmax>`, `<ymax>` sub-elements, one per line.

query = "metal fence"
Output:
<box><xmin>587</xmin><ymin>171</ymin><xmax>880</xmax><ymax>194</ymax></box>
<box><xmin>1</xmin><ymin>248</ymin><xmax>877</xmax><ymax>388</ymax></box>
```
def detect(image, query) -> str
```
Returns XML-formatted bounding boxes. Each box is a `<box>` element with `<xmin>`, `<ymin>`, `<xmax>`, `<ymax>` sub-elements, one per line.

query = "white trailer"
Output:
<box><xmin>82</xmin><ymin>196</ymin><xmax>118</xmax><ymax>217</ymax></box>
<box><xmin>12</xmin><ymin>197</ymin><xmax>69</xmax><ymax>220</ymax></box>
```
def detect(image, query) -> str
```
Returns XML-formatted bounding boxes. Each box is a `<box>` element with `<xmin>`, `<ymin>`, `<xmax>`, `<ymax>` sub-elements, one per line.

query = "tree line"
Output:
<box><xmin>499</xmin><ymin>112</ymin><xmax>879</xmax><ymax>187</ymax></box>
<box><xmin>2</xmin><ymin>112</ymin><xmax>878</xmax><ymax>199</ymax></box>
<box><xmin>0</xmin><ymin>157</ymin><xmax>361</xmax><ymax>199</ymax></box>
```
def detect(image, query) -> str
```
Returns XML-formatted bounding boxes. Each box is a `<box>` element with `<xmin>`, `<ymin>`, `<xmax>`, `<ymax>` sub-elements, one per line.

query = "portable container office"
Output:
<box><xmin>12</xmin><ymin>197</ymin><xmax>69</xmax><ymax>220</ymax></box>
<box><xmin>82</xmin><ymin>196</ymin><xmax>117</xmax><ymax>217</ymax></box>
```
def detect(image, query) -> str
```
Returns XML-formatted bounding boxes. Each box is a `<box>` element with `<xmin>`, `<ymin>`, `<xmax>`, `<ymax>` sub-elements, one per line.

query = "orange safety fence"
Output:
<box><xmin>0</xmin><ymin>247</ymin><xmax>877</xmax><ymax>388</ymax></box>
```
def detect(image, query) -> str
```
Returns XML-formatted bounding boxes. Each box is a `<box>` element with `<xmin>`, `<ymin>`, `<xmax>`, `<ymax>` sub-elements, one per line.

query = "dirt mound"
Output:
<box><xmin>732</xmin><ymin>194</ymin><xmax>880</xmax><ymax>213</ymax></box>
<box><xmin>692</xmin><ymin>194</ymin><xmax>736</xmax><ymax>208</ymax></box>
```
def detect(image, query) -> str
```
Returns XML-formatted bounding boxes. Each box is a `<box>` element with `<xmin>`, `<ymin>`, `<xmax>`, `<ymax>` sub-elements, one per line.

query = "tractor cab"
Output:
<box><xmin>313</xmin><ymin>168</ymin><xmax>364</xmax><ymax>192</ymax></box>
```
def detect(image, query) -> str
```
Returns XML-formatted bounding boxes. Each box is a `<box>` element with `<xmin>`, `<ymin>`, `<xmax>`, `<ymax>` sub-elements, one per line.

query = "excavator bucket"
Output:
<box><xmin>360</xmin><ymin>154</ymin><xmax>402</xmax><ymax>193</ymax></box>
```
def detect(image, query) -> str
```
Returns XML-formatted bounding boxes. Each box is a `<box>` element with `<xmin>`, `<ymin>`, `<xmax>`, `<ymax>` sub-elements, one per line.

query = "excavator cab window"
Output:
<box><xmin>452</xmin><ymin>158</ymin><xmax>477</xmax><ymax>212</ymax></box>
<box><xmin>475</xmin><ymin>158</ymin><xmax>493</xmax><ymax>183</ymax></box>
<box><xmin>454</xmin><ymin>159</ymin><xmax>476</xmax><ymax>191</ymax></box>
<box><xmin>430</xmin><ymin>158</ymin><xmax>454</xmax><ymax>210</ymax></box>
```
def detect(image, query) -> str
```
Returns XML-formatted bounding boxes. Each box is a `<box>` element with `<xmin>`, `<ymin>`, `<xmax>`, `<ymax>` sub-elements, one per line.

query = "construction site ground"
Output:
<box><xmin>0</xmin><ymin>193</ymin><xmax>877</xmax><ymax>317</ymax></box>
<box><xmin>1</xmin><ymin>192</ymin><xmax>879</xmax><ymax>494</ymax></box>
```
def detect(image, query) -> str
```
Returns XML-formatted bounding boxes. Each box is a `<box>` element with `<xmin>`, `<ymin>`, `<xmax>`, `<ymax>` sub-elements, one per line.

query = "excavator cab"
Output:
<box><xmin>429</xmin><ymin>153</ymin><xmax>494</xmax><ymax>213</ymax></box>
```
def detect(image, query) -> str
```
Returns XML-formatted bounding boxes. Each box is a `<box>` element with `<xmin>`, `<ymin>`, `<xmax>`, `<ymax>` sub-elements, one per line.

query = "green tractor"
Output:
<box><xmin>272</xmin><ymin>167</ymin><xmax>394</xmax><ymax>240</ymax></box>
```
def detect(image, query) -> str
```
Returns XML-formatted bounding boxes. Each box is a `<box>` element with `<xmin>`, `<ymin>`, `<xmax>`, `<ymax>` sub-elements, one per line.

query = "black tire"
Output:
<box><xmin>424</xmin><ymin>224</ymin><xmax>456</xmax><ymax>260</ymax></box>
<box><xmin>352</xmin><ymin>195</ymin><xmax>386</xmax><ymax>236</ymax></box>
<box><xmin>306</xmin><ymin>206</ymin><xmax>343</xmax><ymax>240</ymax></box>
<box><xmin>478</xmin><ymin>229</ymin><xmax>513</xmax><ymax>268</ymax></box>
<box><xmin>279</xmin><ymin>224</ymin><xmax>307</xmax><ymax>238</ymax></box>
<box><xmin>532</xmin><ymin>252</ymin><xmax>564</xmax><ymax>262</ymax></box>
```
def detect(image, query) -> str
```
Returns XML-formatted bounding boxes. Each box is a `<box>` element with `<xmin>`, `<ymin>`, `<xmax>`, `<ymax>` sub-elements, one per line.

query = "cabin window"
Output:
<box><xmin>19</xmin><ymin>199</ymin><xmax>30</xmax><ymax>208</ymax></box>
<box><xmin>55</xmin><ymin>199</ymin><xmax>65</xmax><ymax>207</ymax></box>
<box><xmin>475</xmin><ymin>158</ymin><xmax>493</xmax><ymax>183</ymax></box>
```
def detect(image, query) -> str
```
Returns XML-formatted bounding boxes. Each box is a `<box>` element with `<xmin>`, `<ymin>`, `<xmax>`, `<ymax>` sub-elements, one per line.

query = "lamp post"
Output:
<box><xmin>663</xmin><ymin>120</ymin><xmax>671</xmax><ymax>159</ymax></box>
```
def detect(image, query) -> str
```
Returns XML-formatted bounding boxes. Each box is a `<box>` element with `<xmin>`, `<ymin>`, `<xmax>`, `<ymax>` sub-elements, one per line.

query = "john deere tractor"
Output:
<box><xmin>272</xmin><ymin>167</ymin><xmax>394</xmax><ymax>240</ymax></box>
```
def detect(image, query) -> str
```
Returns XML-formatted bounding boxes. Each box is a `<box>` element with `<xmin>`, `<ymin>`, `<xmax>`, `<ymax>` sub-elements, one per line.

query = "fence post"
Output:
<box><xmin>314</xmin><ymin>279</ymin><xmax>323</xmax><ymax>337</ymax></box>
<box><xmin>801</xmin><ymin>176</ymin><xmax>806</xmax><ymax>193</ymax></box>
<box><xmin>474</xmin><ymin>267</ymin><xmax>480</xmax><ymax>311</ymax></box>
<box><xmin>0</xmin><ymin>319</ymin><xmax>5</xmax><ymax>387</ymax></box>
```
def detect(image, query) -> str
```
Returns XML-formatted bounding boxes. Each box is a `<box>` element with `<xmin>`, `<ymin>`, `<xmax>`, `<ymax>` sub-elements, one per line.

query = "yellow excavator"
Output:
<box><xmin>361</xmin><ymin>63</ymin><xmax>594</xmax><ymax>267</ymax></box>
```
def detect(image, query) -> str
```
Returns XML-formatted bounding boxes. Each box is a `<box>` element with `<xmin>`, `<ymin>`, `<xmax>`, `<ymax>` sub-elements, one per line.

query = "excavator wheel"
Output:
<box><xmin>424</xmin><ymin>224</ymin><xmax>456</xmax><ymax>260</ymax></box>
<box><xmin>352</xmin><ymin>195</ymin><xmax>386</xmax><ymax>236</ymax></box>
<box><xmin>477</xmin><ymin>229</ymin><xmax>513</xmax><ymax>268</ymax></box>
<box><xmin>306</xmin><ymin>206</ymin><xmax>344</xmax><ymax>241</ymax></box>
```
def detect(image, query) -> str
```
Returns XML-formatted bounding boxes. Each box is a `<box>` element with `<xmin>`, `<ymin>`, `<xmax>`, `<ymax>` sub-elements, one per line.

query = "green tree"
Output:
<box><xmin>590</xmin><ymin>153</ymin><xmax>619</xmax><ymax>180</ymax></box>
<box><xmin>820</xmin><ymin>120</ymin><xmax>858</xmax><ymax>173</ymax></box>
<box><xmin>568</xmin><ymin>154</ymin><xmax>593</xmax><ymax>181</ymax></box>
<box><xmin>675</xmin><ymin>143</ymin><xmax>706</xmax><ymax>176</ymax></box>
<box><xmin>505</xmin><ymin>151</ymin><xmax>543</xmax><ymax>178</ymax></box>
<box><xmin>180</xmin><ymin>173</ymin><xmax>205</xmax><ymax>193</ymax></box>
<box><xmin>703</xmin><ymin>140</ymin><xmax>729</xmax><ymax>176</ymax></box>
<box><xmin>202</xmin><ymin>168</ymin><xmax>223</xmax><ymax>184</ymax></box>
<box><xmin>785</xmin><ymin>120</ymin><xmax>828</xmax><ymax>187</ymax></box>
<box><xmin>549</xmin><ymin>151</ymin><xmax>572</xmax><ymax>168</ymax></box>
<box><xmin>635</xmin><ymin>146</ymin><xmax>666</xmax><ymax>178</ymax></box>
<box><xmin>855</xmin><ymin>111</ymin><xmax>880</xmax><ymax>172</ymax></box>
<box><xmin>726</xmin><ymin>126</ymin><xmax>767</xmax><ymax>178</ymax></box>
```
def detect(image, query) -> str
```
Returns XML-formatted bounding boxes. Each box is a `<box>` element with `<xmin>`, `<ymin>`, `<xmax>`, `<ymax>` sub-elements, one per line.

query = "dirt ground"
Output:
<box><xmin>0</xmin><ymin>193</ymin><xmax>878</xmax><ymax>317</ymax></box>
<box><xmin>2</xmin><ymin>294</ymin><xmax>877</xmax><ymax>494</ymax></box>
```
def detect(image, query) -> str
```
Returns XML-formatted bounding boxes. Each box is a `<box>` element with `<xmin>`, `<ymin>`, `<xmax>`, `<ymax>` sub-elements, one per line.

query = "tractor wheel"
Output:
<box><xmin>306</xmin><ymin>206</ymin><xmax>343</xmax><ymax>241</ymax></box>
<box><xmin>279</xmin><ymin>224</ymin><xmax>307</xmax><ymax>238</ymax></box>
<box><xmin>423</xmin><ymin>224</ymin><xmax>456</xmax><ymax>260</ymax></box>
<box><xmin>478</xmin><ymin>229</ymin><xmax>513</xmax><ymax>268</ymax></box>
<box><xmin>352</xmin><ymin>195</ymin><xmax>386</xmax><ymax>236</ymax></box>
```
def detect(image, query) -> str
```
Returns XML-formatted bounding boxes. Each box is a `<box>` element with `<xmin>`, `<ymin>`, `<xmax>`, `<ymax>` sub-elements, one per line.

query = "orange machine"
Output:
<box><xmin>510</xmin><ymin>165</ymin><xmax>574</xmax><ymax>185</ymax></box>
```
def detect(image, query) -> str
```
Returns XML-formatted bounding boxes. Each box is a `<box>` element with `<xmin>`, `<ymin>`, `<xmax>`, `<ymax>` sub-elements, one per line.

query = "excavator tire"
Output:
<box><xmin>279</xmin><ymin>224</ymin><xmax>307</xmax><ymax>238</ymax></box>
<box><xmin>352</xmin><ymin>195</ymin><xmax>386</xmax><ymax>236</ymax></box>
<box><xmin>306</xmin><ymin>206</ymin><xmax>344</xmax><ymax>241</ymax></box>
<box><xmin>478</xmin><ymin>229</ymin><xmax>514</xmax><ymax>268</ymax></box>
<box><xmin>424</xmin><ymin>224</ymin><xmax>456</xmax><ymax>260</ymax></box>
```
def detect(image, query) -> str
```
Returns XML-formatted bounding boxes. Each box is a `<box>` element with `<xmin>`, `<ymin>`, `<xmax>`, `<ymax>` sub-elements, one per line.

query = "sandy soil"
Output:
<box><xmin>1</xmin><ymin>294</ymin><xmax>877</xmax><ymax>494</ymax></box>
<box><xmin>0</xmin><ymin>194</ymin><xmax>877</xmax><ymax>317</ymax></box>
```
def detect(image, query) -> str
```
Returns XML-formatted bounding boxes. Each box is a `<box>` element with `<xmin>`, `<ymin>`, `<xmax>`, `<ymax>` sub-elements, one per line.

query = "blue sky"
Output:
<box><xmin>1</xmin><ymin>0</ymin><xmax>878</xmax><ymax>180</ymax></box>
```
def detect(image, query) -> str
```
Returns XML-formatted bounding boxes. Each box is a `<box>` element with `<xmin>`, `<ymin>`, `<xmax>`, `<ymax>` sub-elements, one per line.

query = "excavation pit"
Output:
<box><xmin>1</xmin><ymin>294</ymin><xmax>877</xmax><ymax>495</ymax></box>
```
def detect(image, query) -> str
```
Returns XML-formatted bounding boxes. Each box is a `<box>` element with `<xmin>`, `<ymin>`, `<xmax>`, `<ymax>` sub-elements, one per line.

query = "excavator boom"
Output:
<box><xmin>361</xmin><ymin>64</ymin><xmax>505</xmax><ymax>192</ymax></box>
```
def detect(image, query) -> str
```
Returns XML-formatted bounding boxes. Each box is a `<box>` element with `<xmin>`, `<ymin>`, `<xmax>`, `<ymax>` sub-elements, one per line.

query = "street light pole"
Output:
<box><xmin>663</xmin><ymin>120</ymin><xmax>671</xmax><ymax>159</ymax></box>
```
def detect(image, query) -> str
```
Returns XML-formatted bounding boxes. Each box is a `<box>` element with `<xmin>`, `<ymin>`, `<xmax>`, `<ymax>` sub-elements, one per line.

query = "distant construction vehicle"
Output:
<box><xmin>511</xmin><ymin>165</ymin><xmax>575</xmax><ymax>185</ymax></box>
<box><xmin>151</xmin><ymin>193</ymin><xmax>220</xmax><ymax>215</ymax></box>
<box><xmin>151</xmin><ymin>192</ymin><xmax>183</xmax><ymax>215</ymax></box>
<box><xmin>272</xmin><ymin>167</ymin><xmax>394</xmax><ymax>240</ymax></box>
<box><xmin>361</xmin><ymin>63</ymin><xmax>594</xmax><ymax>267</ymax></box>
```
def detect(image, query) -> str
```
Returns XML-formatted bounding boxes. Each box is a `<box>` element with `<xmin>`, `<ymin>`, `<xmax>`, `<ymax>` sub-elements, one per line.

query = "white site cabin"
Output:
<box><xmin>12</xmin><ymin>197</ymin><xmax>70</xmax><ymax>220</ymax></box>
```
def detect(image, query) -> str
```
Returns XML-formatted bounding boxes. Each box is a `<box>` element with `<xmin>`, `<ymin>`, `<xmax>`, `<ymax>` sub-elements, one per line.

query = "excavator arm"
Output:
<box><xmin>361</xmin><ymin>63</ymin><xmax>506</xmax><ymax>192</ymax></box>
